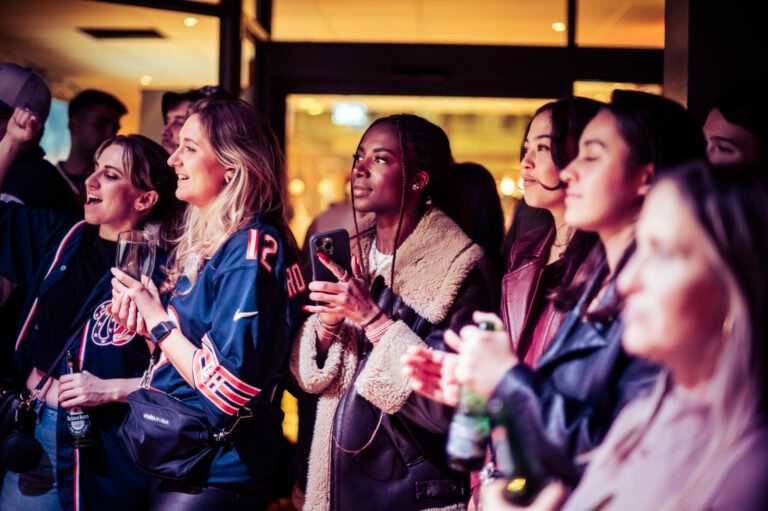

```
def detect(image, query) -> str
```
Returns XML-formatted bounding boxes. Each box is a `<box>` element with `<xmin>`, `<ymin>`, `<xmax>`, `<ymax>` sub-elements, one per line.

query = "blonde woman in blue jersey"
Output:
<box><xmin>111</xmin><ymin>97</ymin><xmax>306</xmax><ymax>510</ymax></box>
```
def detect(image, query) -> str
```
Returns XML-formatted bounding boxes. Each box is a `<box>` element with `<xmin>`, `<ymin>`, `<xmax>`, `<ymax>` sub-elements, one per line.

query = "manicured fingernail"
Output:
<box><xmin>302</xmin><ymin>305</ymin><xmax>310</xmax><ymax>311</ymax></box>
<box><xmin>317</xmin><ymin>252</ymin><xmax>327</xmax><ymax>262</ymax></box>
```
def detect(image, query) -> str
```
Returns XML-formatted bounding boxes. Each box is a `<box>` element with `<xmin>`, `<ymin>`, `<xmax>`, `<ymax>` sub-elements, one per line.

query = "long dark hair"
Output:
<box><xmin>517</xmin><ymin>98</ymin><xmax>603</xmax><ymax>311</ymax></box>
<box><xmin>566</xmin><ymin>90</ymin><xmax>706</xmax><ymax>319</ymax></box>
<box><xmin>351</xmin><ymin>114</ymin><xmax>465</xmax><ymax>301</ymax></box>
<box><xmin>454</xmin><ymin>162</ymin><xmax>504</xmax><ymax>275</ymax></box>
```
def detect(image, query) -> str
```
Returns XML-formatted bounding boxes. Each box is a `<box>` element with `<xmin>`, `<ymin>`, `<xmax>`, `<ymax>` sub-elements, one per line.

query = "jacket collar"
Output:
<box><xmin>502</xmin><ymin>226</ymin><xmax>555</xmax><ymax>349</ymax></box>
<box><xmin>351</xmin><ymin>208</ymin><xmax>484</xmax><ymax>324</ymax></box>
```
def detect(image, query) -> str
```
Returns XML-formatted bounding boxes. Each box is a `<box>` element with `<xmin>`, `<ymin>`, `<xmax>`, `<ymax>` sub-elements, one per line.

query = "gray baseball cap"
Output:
<box><xmin>0</xmin><ymin>62</ymin><xmax>51</xmax><ymax>121</ymax></box>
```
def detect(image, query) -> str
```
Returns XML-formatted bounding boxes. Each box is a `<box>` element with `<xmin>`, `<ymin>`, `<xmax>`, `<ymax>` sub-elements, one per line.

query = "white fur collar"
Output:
<box><xmin>351</xmin><ymin>208</ymin><xmax>484</xmax><ymax>324</ymax></box>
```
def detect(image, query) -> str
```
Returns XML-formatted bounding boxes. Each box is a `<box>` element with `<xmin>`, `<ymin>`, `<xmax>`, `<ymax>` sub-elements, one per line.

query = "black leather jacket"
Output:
<box><xmin>489</xmin><ymin>268</ymin><xmax>659</xmax><ymax>485</ymax></box>
<box><xmin>292</xmin><ymin>208</ymin><xmax>497</xmax><ymax>511</ymax></box>
<box><xmin>331</xmin><ymin>269</ymin><xmax>494</xmax><ymax>511</ymax></box>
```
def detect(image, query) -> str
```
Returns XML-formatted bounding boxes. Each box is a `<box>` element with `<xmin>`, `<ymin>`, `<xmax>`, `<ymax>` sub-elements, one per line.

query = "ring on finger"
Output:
<box><xmin>339</xmin><ymin>270</ymin><xmax>350</xmax><ymax>283</ymax></box>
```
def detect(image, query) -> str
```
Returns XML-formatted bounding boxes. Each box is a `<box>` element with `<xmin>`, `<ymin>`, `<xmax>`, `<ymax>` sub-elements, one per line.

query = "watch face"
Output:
<box><xmin>151</xmin><ymin>321</ymin><xmax>175</xmax><ymax>343</ymax></box>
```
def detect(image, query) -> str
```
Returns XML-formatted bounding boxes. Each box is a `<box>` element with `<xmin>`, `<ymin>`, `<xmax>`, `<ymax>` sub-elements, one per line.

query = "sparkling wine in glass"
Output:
<box><xmin>116</xmin><ymin>230</ymin><xmax>156</xmax><ymax>281</ymax></box>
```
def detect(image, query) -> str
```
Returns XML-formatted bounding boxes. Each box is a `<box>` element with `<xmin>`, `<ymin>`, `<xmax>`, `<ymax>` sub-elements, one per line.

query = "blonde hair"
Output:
<box><xmin>162</xmin><ymin>97</ymin><xmax>287</xmax><ymax>292</ymax></box>
<box><xmin>590</xmin><ymin>162</ymin><xmax>768</xmax><ymax>510</ymax></box>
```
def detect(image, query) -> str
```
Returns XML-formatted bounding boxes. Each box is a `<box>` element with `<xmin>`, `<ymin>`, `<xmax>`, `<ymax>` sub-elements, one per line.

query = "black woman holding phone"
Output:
<box><xmin>290</xmin><ymin>114</ymin><xmax>497</xmax><ymax>511</ymax></box>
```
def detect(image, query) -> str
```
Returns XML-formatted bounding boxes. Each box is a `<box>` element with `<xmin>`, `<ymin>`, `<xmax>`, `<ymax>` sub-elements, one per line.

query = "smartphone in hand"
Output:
<box><xmin>309</xmin><ymin>229</ymin><xmax>352</xmax><ymax>283</ymax></box>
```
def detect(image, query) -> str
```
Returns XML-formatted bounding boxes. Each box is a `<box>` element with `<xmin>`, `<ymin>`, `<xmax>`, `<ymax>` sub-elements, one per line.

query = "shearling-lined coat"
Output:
<box><xmin>291</xmin><ymin>208</ymin><xmax>496</xmax><ymax>511</ymax></box>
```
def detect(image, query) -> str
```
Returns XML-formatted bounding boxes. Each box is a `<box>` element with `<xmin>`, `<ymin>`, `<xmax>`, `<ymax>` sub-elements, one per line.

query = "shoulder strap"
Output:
<box><xmin>33</xmin><ymin>328</ymin><xmax>84</xmax><ymax>393</ymax></box>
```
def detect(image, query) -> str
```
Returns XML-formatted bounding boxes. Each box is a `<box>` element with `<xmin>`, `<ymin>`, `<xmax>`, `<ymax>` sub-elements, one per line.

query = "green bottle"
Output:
<box><xmin>444</xmin><ymin>321</ymin><xmax>497</xmax><ymax>472</ymax></box>
<box><xmin>65</xmin><ymin>350</ymin><xmax>94</xmax><ymax>448</ymax></box>
<box><xmin>487</xmin><ymin>396</ymin><xmax>549</xmax><ymax>505</ymax></box>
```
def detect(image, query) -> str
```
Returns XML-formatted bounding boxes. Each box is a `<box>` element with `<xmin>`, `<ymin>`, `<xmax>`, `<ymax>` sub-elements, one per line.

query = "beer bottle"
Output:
<box><xmin>65</xmin><ymin>350</ymin><xmax>94</xmax><ymax>448</ymax></box>
<box><xmin>445</xmin><ymin>321</ymin><xmax>496</xmax><ymax>472</ymax></box>
<box><xmin>487</xmin><ymin>396</ymin><xmax>549</xmax><ymax>505</ymax></box>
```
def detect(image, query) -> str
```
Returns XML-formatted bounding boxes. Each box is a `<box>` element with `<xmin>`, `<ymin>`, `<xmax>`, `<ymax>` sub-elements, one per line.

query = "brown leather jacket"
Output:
<box><xmin>500</xmin><ymin>226</ymin><xmax>564</xmax><ymax>367</ymax></box>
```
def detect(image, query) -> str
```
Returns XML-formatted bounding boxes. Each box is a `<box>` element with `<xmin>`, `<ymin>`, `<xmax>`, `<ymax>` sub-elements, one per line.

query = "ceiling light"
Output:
<box><xmin>140</xmin><ymin>75</ymin><xmax>152</xmax><ymax>86</ymax></box>
<box><xmin>184</xmin><ymin>17</ymin><xmax>198</xmax><ymax>27</ymax></box>
<box><xmin>551</xmin><ymin>22</ymin><xmax>566</xmax><ymax>33</ymax></box>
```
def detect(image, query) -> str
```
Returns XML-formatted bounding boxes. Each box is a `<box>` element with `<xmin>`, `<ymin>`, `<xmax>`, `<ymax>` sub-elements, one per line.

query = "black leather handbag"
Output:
<box><xmin>0</xmin><ymin>334</ymin><xmax>81</xmax><ymax>473</ymax></box>
<box><xmin>117</xmin><ymin>351</ymin><xmax>253</xmax><ymax>481</ymax></box>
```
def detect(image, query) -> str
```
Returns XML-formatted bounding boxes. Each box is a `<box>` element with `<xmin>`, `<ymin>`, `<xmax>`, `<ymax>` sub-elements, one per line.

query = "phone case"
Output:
<box><xmin>309</xmin><ymin>229</ymin><xmax>352</xmax><ymax>282</ymax></box>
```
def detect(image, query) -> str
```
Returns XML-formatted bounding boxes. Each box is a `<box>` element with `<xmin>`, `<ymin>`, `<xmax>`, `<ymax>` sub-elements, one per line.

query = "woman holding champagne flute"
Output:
<box><xmin>110</xmin><ymin>96</ymin><xmax>307</xmax><ymax>510</ymax></box>
<box><xmin>0</xmin><ymin>107</ymin><xmax>181</xmax><ymax>511</ymax></box>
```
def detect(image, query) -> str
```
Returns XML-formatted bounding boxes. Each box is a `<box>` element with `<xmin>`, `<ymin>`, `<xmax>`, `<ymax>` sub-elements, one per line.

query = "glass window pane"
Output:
<box><xmin>0</xmin><ymin>0</ymin><xmax>218</xmax><ymax>140</ymax></box>
<box><xmin>274</xmin><ymin>0</ymin><xmax>568</xmax><ymax>46</ymax></box>
<box><xmin>573</xmin><ymin>80</ymin><xmax>663</xmax><ymax>102</ymax></box>
<box><xmin>285</xmin><ymin>94</ymin><xmax>552</xmax><ymax>244</ymax></box>
<box><xmin>577</xmin><ymin>0</ymin><xmax>664</xmax><ymax>48</ymax></box>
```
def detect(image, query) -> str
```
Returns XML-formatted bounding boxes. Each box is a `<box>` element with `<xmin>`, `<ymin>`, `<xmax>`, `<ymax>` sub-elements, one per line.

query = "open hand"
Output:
<box><xmin>401</xmin><ymin>345</ymin><xmax>461</xmax><ymax>406</ymax></box>
<box><xmin>306</xmin><ymin>253</ymin><xmax>382</xmax><ymax>326</ymax></box>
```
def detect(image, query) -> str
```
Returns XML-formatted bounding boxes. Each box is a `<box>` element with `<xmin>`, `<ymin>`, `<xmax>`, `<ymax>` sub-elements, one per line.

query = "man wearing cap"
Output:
<box><xmin>160</xmin><ymin>86</ymin><xmax>225</xmax><ymax>154</ymax></box>
<box><xmin>0</xmin><ymin>62</ymin><xmax>78</xmax><ymax>215</ymax></box>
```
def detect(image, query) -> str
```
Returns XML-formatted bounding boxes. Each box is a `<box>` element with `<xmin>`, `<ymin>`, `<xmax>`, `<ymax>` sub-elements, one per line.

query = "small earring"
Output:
<box><xmin>412</xmin><ymin>184</ymin><xmax>420</xmax><ymax>191</ymax></box>
<box><xmin>225</xmin><ymin>175</ymin><xmax>232</xmax><ymax>184</ymax></box>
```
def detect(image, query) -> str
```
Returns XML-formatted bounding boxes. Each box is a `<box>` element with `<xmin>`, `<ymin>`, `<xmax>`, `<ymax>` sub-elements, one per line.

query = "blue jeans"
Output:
<box><xmin>0</xmin><ymin>401</ymin><xmax>64</xmax><ymax>511</ymax></box>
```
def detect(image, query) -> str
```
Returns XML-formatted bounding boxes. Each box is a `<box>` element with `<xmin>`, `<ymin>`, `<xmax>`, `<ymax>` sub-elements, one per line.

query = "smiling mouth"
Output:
<box><xmin>85</xmin><ymin>194</ymin><xmax>102</xmax><ymax>205</ymax></box>
<box><xmin>177</xmin><ymin>174</ymin><xmax>190</xmax><ymax>181</ymax></box>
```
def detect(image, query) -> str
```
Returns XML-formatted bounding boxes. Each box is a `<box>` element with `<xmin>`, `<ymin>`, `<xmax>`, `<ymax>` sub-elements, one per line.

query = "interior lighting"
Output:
<box><xmin>288</xmin><ymin>178</ymin><xmax>306</xmax><ymax>196</ymax></box>
<box><xmin>184</xmin><ymin>17</ymin><xmax>198</xmax><ymax>27</ymax></box>
<box><xmin>140</xmin><ymin>75</ymin><xmax>152</xmax><ymax>86</ymax></box>
<box><xmin>500</xmin><ymin>178</ymin><xmax>516</xmax><ymax>196</ymax></box>
<box><xmin>551</xmin><ymin>22</ymin><xmax>566</xmax><ymax>32</ymax></box>
<box><xmin>332</xmin><ymin>102</ymin><xmax>368</xmax><ymax>126</ymax></box>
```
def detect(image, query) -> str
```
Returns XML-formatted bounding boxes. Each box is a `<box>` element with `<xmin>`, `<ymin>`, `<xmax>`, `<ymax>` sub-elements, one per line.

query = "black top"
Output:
<box><xmin>0</xmin><ymin>146</ymin><xmax>81</xmax><ymax>217</ymax></box>
<box><xmin>31</xmin><ymin>226</ymin><xmax>116</xmax><ymax>370</ymax></box>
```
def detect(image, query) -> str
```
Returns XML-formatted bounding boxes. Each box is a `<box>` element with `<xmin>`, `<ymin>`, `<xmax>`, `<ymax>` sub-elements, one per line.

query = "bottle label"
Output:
<box><xmin>447</xmin><ymin>413</ymin><xmax>490</xmax><ymax>460</ymax></box>
<box><xmin>67</xmin><ymin>411</ymin><xmax>91</xmax><ymax>438</ymax></box>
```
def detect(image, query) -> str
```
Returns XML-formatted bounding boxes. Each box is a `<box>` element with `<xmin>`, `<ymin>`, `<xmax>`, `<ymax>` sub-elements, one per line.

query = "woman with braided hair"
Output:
<box><xmin>290</xmin><ymin>114</ymin><xmax>497</xmax><ymax>510</ymax></box>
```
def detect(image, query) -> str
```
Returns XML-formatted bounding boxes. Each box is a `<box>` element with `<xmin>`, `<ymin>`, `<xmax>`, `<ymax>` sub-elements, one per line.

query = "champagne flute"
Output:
<box><xmin>116</xmin><ymin>230</ymin><xmax>156</xmax><ymax>282</ymax></box>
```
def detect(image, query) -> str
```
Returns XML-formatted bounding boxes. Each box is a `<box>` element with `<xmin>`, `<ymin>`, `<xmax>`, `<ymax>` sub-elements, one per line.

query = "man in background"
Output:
<box><xmin>160</xmin><ymin>86</ymin><xmax>225</xmax><ymax>154</ymax></box>
<box><xmin>56</xmin><ymin>89</ymin><xmax>126</xmax><ymax>208</ymax></box>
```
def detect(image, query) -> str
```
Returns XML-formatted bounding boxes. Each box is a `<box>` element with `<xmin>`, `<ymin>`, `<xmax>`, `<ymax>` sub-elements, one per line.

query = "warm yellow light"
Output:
<box><xmin>307</xmin><ymin>105</ymin><xmax>325</xmax><ymax>116</ymax></box>
<box><xmin>551</xmin><ymin>22</ymin><xmax>567</xmax><ymax>33</ymax></box>
<box><xmin>184</xmin><ymin>17</ymin><xmax>199</xmax><ymax>27</ymax></box>
<box><xmin>517</xmin><ymin>177</ymin><xmax>525</xmax><ymax>191</ymax></box>
<box><xmin>140</xmin><ymin>75</ymin><xmax>152</xmax><ymax>86</ymax></box>
<box><xmin>507</xmin><ymin>477</ymin><xmax>527</xmax><ymax>493</ymax></box>
<box><xmin>317</xmin><ymin>178</ymin><xmax>335</xmax><ymax>198</ymax></box>
<box><xmin>288</xmin><ymin>178</ymin><xmax>306</xmax><ymax>196</ymax></box>
<box><xmin>500</xmin><ymin>178</ymin><xmax>516</xmax><ymax>196</ymax></box>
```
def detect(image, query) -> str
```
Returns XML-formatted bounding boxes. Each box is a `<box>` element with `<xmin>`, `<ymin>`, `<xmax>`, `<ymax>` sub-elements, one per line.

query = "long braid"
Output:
<box><xmin>388</xmin><ymin>118</ymin><xmax>408</xmax><ymax>317</ymax></box>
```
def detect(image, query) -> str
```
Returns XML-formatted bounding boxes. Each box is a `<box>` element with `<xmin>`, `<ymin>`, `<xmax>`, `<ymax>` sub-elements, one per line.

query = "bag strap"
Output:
<box><xmin>141</xmin><ymin>346</ymin><xmax>256</xmax><ymax>442</ymax></box>
<box><xmin>32</xmin><ymin>330</ymin><xmax>84</xmax><ymax>395</ymax></box>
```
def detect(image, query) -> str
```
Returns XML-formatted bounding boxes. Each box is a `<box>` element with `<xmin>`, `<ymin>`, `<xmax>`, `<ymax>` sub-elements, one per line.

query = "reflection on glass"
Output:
<box><xmin>576</xmin><ymin>0</ymin><xmax>665</xmax><ymax>49</ymax></box>
<box><xmin>273</xmin><ymin>0</ymin><xmax>568</xmax><ymax>46</ymax></box>
<box><xmin>573</xmin><ymin>81</ymin><xmax>663</xmax><ymax>103</ymax></box>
